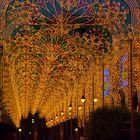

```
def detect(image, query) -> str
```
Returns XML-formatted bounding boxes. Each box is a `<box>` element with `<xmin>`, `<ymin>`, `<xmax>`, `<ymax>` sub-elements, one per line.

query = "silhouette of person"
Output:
<box><xmin>119</xmin><ymin>90</ymin><xmax>126</xmax><ymax>107</ymax></box>
<box><xmin>133</xmin><ymin>91</ymin><xmax>138</xmax><ymax>111</ymax></box>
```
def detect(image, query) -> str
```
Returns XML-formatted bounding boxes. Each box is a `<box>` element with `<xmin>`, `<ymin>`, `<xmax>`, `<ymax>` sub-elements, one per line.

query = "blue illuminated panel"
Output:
<box><xmin>104</xmin><ymin>69</ymin><xmax>109</xmax><ymax>96</ymax></box>
<box><xmin>120</xmin><ymin>53</ymin><xmax>128</xmax><ymax>88</ymax></box>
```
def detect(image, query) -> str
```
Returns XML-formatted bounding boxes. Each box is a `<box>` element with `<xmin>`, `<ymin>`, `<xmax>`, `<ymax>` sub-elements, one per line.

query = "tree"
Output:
<box><xmin>87</xmin><ymin>107</ymin><xmax>140</xmax><ymax>140</ymax></box>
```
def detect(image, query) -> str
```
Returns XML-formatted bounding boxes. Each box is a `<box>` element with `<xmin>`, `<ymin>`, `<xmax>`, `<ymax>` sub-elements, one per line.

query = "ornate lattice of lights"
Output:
<box><xmin>6</xmin><ymin>1</ymin><xmax>45</xmax><ymax>25</ymax></box>
<box><xmin>2</xmin><ymin>29</ymin><xmax>90</xmax><ymax>125</ymax></box>
<box><xmin>2</xmin><ymin>54</ymin><xmax>21</xmax><ymax>128</ymax></box>
<box><xmin>1</xmin><ymin>0</ymin><xmax>133</xmax><ymax>127</ymax></box>
<box><xmin>99</xmin><ymin>18</ymin><xmax>140</xmax><ymax>107</ymax></box>
<box><xmin>34</xmin><ymin>26</ymin><xmax>113</xmax><ymax>124</ymax></box>
<box><xmin>1</xmin><ymin>33</ymin><xmax>116</xmax><ymax>126</ymax></box>
<box><xmin>129</xmin><ymin>14</ymin><xmax>140</xmax><ymax>89</ymax></box>
<box><xmin>3</xmin><ymin>0</ymin><xmax>130</xmax><ymax>37</ymax></box>
<box><xmin>57</xmin><ymin>0</ymin><xmax>79</xmax><ymax>11</ymax></box>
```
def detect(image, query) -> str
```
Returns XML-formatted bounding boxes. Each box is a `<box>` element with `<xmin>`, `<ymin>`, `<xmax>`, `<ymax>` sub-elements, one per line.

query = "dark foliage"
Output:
<box><xmin>87</xmin><ymin>107</ymin><xmax>140</xmax><ymax>140</ymax></box>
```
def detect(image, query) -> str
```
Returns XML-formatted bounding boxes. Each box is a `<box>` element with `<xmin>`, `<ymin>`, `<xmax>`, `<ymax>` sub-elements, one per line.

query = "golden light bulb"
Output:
<box><xmin>75</xmin><ymin>128</ymin><xmax>78</xmax><ymax>132</ymax></box>
<box><xmin>61</xmin><ymin>112</ymin><xmax>64</xmax><ymax>115</ymax></box>
<box><xmin>69</xmin><ymin>112</ymin><xmax>71</xmax><ymax>115</ymax></box>
<box><xmin>94</xmin><ymin>98</ymin><xmax>98</xmax><ymax>103</ymax></box>
<box><xmin>81</xmin><ymin>95</ymin><xmax>85</xmax><ymax>103</ymax></box>
<box><xmin>78</xmin><ymin>106</ymin><xmax>82</xmax><ymax>110</ymax></box>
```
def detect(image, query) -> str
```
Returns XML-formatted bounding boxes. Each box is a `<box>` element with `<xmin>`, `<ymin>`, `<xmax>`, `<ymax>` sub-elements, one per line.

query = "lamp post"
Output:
<box><xmin>75</xmin><ymin>127</ymin><xmax>78</xmax><ymax>140</ymax></box>
<box><xmin>81</xmin><ymin>95</ymin><xmax>86</xmax><ymax>136</ymax></box>
<box><xmin>81</xmin><ymin>95</ymin><xmax>85</xmax><ymax>104</ymax></box>
<box><xmin>92</xmin><ymin>74</ymin><xmax>98</xmax><ymax>110</ymax></box>
<box><xmin>92</xmin><ymin>75</ymin><xmax>95</xmax><ymax>111</ymax></box>
<box><xmin>18</xmin><ymin>128</ymin><xmax>22</xmax><ymax>140</ymax></box>
<box><xmin>69</xmin><ymin>104</ymin><xmax>72</xmax><ymax>111</ymax></box>
<box><xmin>69</xmin><ymin>104</ymin><xmax>73</xmax><ymax>138</ymax></box>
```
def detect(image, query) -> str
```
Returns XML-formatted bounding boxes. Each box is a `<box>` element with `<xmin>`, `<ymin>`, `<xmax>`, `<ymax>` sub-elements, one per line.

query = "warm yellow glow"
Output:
<box><xmin>94</xmin><ymin>98</ymin><xmax>98</xmax><ymax>103</ymax></box>
<box><xmin>69</xmin><ymin>106</ymin><xmax>72</xmax><ymax>111</ymax></box>
<box><xmin>75</xmin><ymin>128</ymin><xmax>78</xmax><ymax>132</ymax></box>
<box><xmin>61</xmin><ymin>112</ymin><xmax>64</xmax><ymax>115</ymax></box>
<box><xmin>18</xmin><ymin>128</ymin><xmax>22</xmax><ymax>132</ymax></box>
<box><xmin>78</xmin><ymin>106</ymin><xmax>82</xmax><ymax>110</ymax></box>
<box><xmin>69</xmin><ymin>112</ymin><xmax>72</xmax><ymax>115</ymax></box>
<box><xmin>81</xmin><ymin>96</ymin><xmax>85</xmax><ymax>103</ymax></box>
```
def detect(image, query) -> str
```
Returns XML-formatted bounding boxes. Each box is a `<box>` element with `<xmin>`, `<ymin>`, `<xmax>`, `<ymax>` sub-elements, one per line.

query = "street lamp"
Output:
<box><xmin>18</xmin><ymin>128</ymin><xmax>22</xmax><ymax>132</ymax></box>
<box><xmin>81</xmin><ymin>95</ymin><xmax>86</xmax><ymax>136</ymax></box>
<box><xmin>78</xmin><ymin>105</ymin><xmax>82</xmax><ymax>110</ymax></box>
<box><xmin>94</xmin><ymin>98</ymin><xmax>98</xmax><ymax>103</ymax></box>
<box><xmin>55</xmin><ymin>115</ymin><xmax>58</xmax><ymax>119</ymax></box>
<box><xmin>75</xmin><ymin>128</ymin><xmax>79</xmax><ymax>140</ymax></box>
<box><xmin>61</xmin><ymin>111</ymin><xmax>64</xmax><ymax>116</ymax></box>
<box><xmin>69</xmin><ymin>104</ymin><xmax>72</xmax><ymax>111</ymax></box>
<box><xmin>69</xmin><ymin>103</ymin><xmax>73</xmax><ymax>139</ymax></box>
<box><xmin>81</xmin><ymin>95</ymin><xmax>85</xmax><ymax>103</ymax></box>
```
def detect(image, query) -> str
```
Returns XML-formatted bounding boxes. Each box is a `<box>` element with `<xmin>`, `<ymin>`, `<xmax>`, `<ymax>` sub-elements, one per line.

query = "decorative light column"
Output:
<box><xmin>129</xmin><ymin>37</ymin><xmax>135</xmax><ymax>140</ymax></box>
<box><xmin>102</xmin><ymin>61</ymin><xmax>105</xmax><ymax>108</ymax></box>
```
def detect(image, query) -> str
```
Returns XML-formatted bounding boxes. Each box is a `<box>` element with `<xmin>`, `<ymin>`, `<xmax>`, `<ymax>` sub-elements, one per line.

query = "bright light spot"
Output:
<box><xmin>61</xmin><ymin>112</ymin><xmax>64</xmax><ymax>115</ymax></box>
<box><xmin>75</xmin><ymin>128</ymin><xmax>78</xmax><ymax>132</ymax></box>
<box><xmin>69</xmin><ymin>106</ymin><xmax>72</xmax><ymax>110</ymax></box>
<box><xmin>81</xmin><ymin>98</ymin><xmax>85</xmax><ymax>103</ymax></box>
<box><xmin>29</xmin><ymin>132</ymin><xmax>31</xmax><ymax>135</ymax></box>
<box><xmin>32</xmin><ymin>118</ymin><xmax>35</xmax><ymax>124</ymax></box>
<box><xmin>69</xmin><ymin>112</ymin><xmax>71</xmax><ymax>115</ymax></box>
<box><xmin>94</xmin><ymin>98</ymin><xmax>98</xmax><ymax>103</ymax></box>
<box><xmin>18</xmin><ymin>128</ymin><xmax>22</xmax><ymax>132</ymax></box>
<box><xmin>78</xmin><ymin>106</ymin><xmax>82</xmax><ymax>110</ymax></box>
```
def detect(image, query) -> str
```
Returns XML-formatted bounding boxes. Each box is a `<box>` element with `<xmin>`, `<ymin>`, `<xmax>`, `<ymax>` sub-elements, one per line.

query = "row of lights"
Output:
<box><xmin>46</xmin><ymin>95</ymin><xmax>85</xmax><ymax>126</ymax></box>
<box><xmin>46</xmin><ymin>96</ymin><xmax>98</xmax><ymax>127</ymax></box>
<box><xmin>18</xmin><ymin>96</ymin><xmax>98</xmax><ymax>128</ymax></box>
